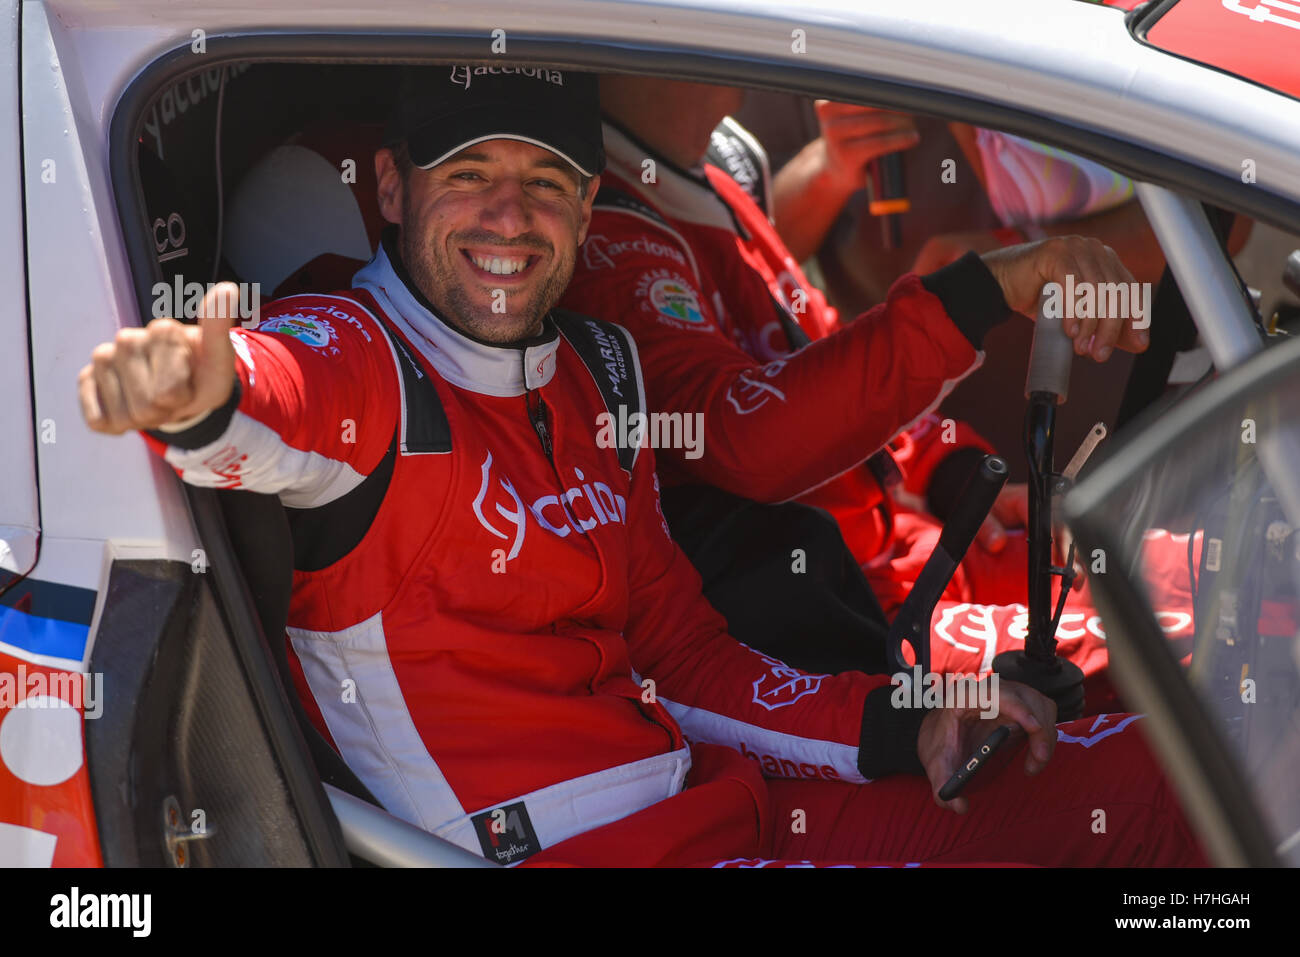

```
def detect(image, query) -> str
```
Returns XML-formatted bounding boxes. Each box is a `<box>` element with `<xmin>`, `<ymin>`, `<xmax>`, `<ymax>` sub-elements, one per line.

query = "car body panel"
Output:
<box><xmin>33</xmin><ymin>0</ymin><xmax>1300</xmax><ymax>214</ymax></box>
<box><xmin>1</xmin><ymin>0</ymin><xmax>103</xmax><ymax>868</ymax></box>
<box><xmin>1145</xmin><ymin>0</ymin><xmax>1300</xmax><ymax>101</ymax></box>
<box><xmin>0</xmin><ymin>650</ymin><xmax>103</xmax><ymax>867</ymax></box>
<box><xmin>0</xmin><ymin>0</ymin><xmax>38</xmax><ymax>586</ymax></box>
<box><xmin>24</xmin><ymin>0</ymin><xmax>198</xmax><ymax>564</ymax></box>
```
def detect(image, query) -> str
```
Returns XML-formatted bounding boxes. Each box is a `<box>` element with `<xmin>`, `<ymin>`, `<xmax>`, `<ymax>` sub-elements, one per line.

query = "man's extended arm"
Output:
<box><xmin>80</xmin><ymin>285</ymin><xmax>398</xmax><ymax>497</ymax></box>
<box><xmin>566</xmin><ymin>246</ymin><xmax>1007</xmax><ymax>502</ymax></box>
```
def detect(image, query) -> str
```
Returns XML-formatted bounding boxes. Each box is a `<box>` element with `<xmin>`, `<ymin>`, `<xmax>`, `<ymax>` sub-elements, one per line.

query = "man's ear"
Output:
<box><xmin>375</xmin><ymin>148</ymin><xmax>403</xmax><ymax>225</ymax></box>
<box><xmin>576</xmin><ymin>173</ymin><xmax>601</xmax><ymax>246</ymax></box>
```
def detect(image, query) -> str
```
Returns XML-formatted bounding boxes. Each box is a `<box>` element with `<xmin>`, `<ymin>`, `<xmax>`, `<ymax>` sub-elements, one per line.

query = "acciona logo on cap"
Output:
<box><xmin>449</xmin><ymin>65</ymin><xmax>565</xmax><ymax>91</ymax></box>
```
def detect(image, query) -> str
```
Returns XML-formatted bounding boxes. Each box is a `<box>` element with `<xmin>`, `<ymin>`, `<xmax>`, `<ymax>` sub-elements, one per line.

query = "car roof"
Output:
<box><xmin>1140</xmin><ymin>0</ymin><xmax>1300</xmax><ymax>102</ymax></box>
<box><xmin>46</xmin><ymin>0</ymin><xmax>1300</xmax><ymax>230</ymax></box>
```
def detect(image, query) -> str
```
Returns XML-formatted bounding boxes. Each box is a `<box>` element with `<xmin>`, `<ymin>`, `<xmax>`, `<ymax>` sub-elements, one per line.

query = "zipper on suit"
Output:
<box><xmin>523</xmin><ymin>352</ymin><xmax>554</xmax><ymax>460</ymax></box>
<box><xmin>527</xmin><ymin>388</ymin><xmax>553</xmax><ymax>460</ymax></box>
<box><xmin>521</xmin><ymin>348</ymin><xmax>675</xmax><ymax>749</ymax></box>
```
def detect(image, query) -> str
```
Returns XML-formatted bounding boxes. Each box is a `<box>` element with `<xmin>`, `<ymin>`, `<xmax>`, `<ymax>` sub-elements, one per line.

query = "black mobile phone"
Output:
<box><xmin>938</xmin><ymin>724</ymin><xmax>1012</xmax><ymax>802</ymax></box>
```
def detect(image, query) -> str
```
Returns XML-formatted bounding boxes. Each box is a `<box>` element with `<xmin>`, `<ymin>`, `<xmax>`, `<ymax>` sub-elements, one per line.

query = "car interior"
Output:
<box><xmin>116</xmin><ymin>56</ymin><xmax>1300</xmax><ymax>866</ymax></box>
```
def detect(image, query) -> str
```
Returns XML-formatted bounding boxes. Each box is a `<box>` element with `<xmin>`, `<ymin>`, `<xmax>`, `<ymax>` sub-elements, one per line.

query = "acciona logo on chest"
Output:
<box><xmin>472</xmin><ymin>450</ymin><xmax>629</xmax><ymax>562</ymax></box>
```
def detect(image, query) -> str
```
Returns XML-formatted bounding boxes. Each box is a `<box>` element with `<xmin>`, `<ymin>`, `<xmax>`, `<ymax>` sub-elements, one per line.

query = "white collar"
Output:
<box><xmin>352</xmin><ymin>238</ymin><xmax>561</xmax><ymax>397</ymax></box>
<box><xmin>601</xmin><ymin>120</ymin><xmax>739</xmax><ymax>235</ymax></box>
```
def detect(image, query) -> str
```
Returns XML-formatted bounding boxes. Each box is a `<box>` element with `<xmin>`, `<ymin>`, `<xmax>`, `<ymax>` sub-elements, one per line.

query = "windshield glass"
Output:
<box><xmin>1078</xmin><ymin>340</ymin><xmax>1300</xmax><ymax>864</ymax></box>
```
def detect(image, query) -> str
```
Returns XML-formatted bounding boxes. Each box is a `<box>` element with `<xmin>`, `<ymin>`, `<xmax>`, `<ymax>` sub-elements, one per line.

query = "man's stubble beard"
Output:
<box><xmin>399</xmin><ymin>209</ymin><xmax>574</xmax><ymax>346</ymax></box>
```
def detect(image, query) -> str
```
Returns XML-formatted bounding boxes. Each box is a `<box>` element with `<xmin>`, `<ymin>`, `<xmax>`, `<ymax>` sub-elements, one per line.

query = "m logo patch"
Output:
<box><xmin>472</xmin><ymin>801</ymin><xmax>541</xmax><ymax>864</ymax></box>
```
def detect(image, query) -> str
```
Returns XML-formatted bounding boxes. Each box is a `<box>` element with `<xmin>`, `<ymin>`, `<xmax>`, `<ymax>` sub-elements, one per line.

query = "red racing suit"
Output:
<box><xmin>561</xmin><ymin>120</ymin><xmax>1198</xmax><ymax>712</ymax></box>
<box><xmin>563</xmin><ymin>124</ymin><xmax>1001</xmax><ymax>565</ymax></box>
<box><xmin>140</xmin><ymin>234</ymin><xmax>1203</xmax><ymax>866</ymax></box>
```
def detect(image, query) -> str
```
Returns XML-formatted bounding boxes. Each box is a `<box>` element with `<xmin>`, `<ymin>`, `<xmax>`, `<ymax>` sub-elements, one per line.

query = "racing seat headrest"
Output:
<box><xmin>225</xmin><ymin>123</ymin><xmax>387</xmax><ymax>299</ymax></box>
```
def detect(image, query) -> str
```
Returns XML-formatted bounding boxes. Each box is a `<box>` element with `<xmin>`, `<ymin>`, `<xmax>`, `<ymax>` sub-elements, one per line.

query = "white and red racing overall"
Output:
<box><xmin>142</xmin><ymin>233</ymin><xmax>1204</xmax><ymax>866</ymax></box>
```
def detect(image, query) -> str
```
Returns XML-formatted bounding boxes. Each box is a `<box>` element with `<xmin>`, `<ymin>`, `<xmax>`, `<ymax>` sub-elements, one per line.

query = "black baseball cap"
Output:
<box><xmin>384</xmin><ymin>65</ymin><xmax>604</xmax><ymax>177</ymax></box>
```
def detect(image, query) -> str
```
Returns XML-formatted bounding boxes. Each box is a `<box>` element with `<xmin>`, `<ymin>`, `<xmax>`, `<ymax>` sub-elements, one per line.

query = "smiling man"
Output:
<box><xmin>381</xmin><ymin>66</ymin><xmax>598</xmax><ymax>344</ymax></box>
<box><xmin>76</xmin><ymin>66</ymin><xmax>1207</xmax><ymax>867</ymax></box>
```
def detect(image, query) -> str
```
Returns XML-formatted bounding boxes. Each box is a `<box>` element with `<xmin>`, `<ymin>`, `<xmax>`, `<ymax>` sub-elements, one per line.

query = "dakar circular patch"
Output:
<box><xmin>648</xmin><ymin>276</ymin><xmax>705</xmax><ymax>325</ymax></box>
<box><xmin>257</xmin><ymin>313</ymin><xmax>335</xmax><ymax>347</ymax></box>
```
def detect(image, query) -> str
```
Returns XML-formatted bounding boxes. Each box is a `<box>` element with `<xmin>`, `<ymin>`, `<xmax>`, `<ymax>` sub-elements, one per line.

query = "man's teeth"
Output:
<box><xmin>470</xmin><ymin>253</ymin><xmax>529</xmax><ymax>275</ymax></box>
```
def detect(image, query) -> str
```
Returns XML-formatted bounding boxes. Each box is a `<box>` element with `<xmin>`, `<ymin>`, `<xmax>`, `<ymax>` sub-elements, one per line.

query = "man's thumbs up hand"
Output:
<box><xmin>78</xmin><ymin>282</ymin><xmax>242</xmax><ymax>435</ymax></box>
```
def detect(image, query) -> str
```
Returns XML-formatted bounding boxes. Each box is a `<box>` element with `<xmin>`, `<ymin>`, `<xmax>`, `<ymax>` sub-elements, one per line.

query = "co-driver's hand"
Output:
<box><xmin>811</xmin><ymin>100</ymin><xmax>920</xmax><ymax>195</ymax></box>
<box><xmin>981</xmin><ymin>237</ymin><xmax>1150</xmax><ymax>362</ymax></box>
<box><xmin>917</xmin><ymin>677</ymin><xmax>1057</xmax><ymax>815</ymax></box>
<box><xmin>78</xmin><ymin>283</ymin><xmax>240</xmax><ymax>435</ymax></box>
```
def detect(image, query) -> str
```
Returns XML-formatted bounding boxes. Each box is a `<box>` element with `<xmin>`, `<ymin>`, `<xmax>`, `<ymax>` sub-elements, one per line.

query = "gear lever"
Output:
<box><xmin>991</xmin><ymin>290</ymin><xmax>1089</xmax><ymax>720</ymax></box>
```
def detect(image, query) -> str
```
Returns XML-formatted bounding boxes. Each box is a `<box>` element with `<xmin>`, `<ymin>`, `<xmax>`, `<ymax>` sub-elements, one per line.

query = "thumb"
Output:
<box><xmin>190</xmin><ymin>282</ymin><xmax>240</xmax><ymax>409</ymax></box>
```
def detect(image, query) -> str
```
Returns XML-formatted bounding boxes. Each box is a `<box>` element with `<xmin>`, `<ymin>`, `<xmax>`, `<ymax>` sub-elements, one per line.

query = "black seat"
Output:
<box><xmin>215</xmin><ymin>488</ymin><xmax>380</xmax><ymax>806</ymax></box>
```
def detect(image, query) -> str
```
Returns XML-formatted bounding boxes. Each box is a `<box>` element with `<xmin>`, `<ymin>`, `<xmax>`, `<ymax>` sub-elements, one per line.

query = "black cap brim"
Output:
<box><xmin>387</xmin><ymin>66</ymin><xmax>604</xmax><ymax>177</ymax></box>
